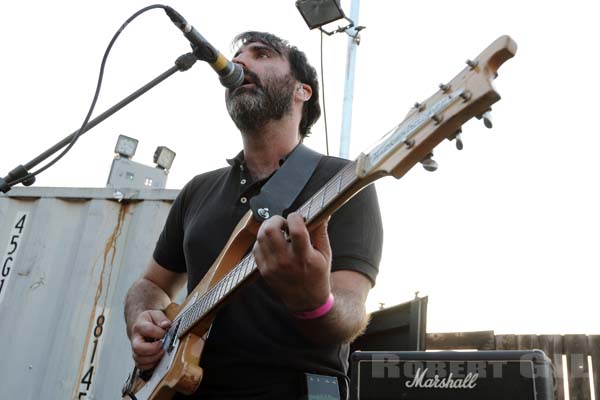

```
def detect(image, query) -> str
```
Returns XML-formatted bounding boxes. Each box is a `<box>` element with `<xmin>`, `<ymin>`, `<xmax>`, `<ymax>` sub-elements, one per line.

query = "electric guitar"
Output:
<box><xmin>121</xmin><ymin>35</ymin><xmax>517</xmax><ymax>399</ymax></box>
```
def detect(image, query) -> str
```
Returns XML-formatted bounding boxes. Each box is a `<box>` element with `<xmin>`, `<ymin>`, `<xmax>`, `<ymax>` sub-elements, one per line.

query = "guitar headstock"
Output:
<box><xmin>356</xmin><ymin>35</ymin><xmax>517</xmax><ymax>181</ymax></box>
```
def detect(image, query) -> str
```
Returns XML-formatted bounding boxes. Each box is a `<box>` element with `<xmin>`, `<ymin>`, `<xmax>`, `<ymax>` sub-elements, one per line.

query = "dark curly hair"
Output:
<box><xmin>232</xmin><ymin>31</ymin><xmax>321</xmax><ymax>138</ymax></box>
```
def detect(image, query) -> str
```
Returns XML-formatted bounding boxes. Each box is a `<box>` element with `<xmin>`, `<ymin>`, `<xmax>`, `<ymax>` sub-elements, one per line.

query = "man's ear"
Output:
<box><xmin>296</xmin><ymin>83</ymin><xmax>312</xmax><ymax>101</ymax></box>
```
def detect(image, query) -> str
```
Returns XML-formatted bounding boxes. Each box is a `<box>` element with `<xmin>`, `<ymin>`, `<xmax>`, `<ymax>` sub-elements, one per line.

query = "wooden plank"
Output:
<box><xmin>425</xmin><ymin>331</ymin><xmax>495</xmax><ymax>350</ymax></box>
<box><xmin>539</xmin><ymin>335</ymin><xmax>565</xmax><ymax>400</ymax></box>
<box><xmin>517</xmin><ymin>334</ymin><xmax>540</xmax><ymax>350</ymax></box>
<box><xmin>564</xmin><ymin>334</ymin><xmax>591</xmax><ymax>400</ymax></box>
<box><xmin>495</xmin><ymin>334</ymin><xmax>517</xmax><ymax>350</ymax></box>
<box><xmin>589</xmin><ymin>335</ymin><xmax>600</xmax><ymax>400</ymax></box>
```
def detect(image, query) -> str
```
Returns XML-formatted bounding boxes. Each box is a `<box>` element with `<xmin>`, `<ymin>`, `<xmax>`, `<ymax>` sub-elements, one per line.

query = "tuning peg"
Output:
<box><xmin>459</xmin><ymin>91</ymin><xmax>472</xmax><ymax>102</ymax></box>
<box><xmin>430</xmin><ymin>113</ymin><xmax>443</xmax><ymax>125</ymax></box>
<box><xmin>439</xmin><ymin>83</ymin><xmax>451</xmax><ymax>93</ymax></box>
<box><xmin>481</xmin><ymin>110</ymin><xmax>493</xmax><ymax>128</ymax></box>
<box><xmin>466</xmin><ymin>59</ymin><xmax>478</xmax><ymax>69</ymax></box>
<box><xmin>420</xmin><ymin>153</ymin><xmax>438</xmax><ymax>172</ymax></box>
<box><xmin>414</xmin><ymin>102</ymin><xmax>426</xmax><ymax>112</ymax></box>
<box><xmin>448</xmin><ymin>129</ymin><xmax>463</xmax><ymax>150</ymax></box>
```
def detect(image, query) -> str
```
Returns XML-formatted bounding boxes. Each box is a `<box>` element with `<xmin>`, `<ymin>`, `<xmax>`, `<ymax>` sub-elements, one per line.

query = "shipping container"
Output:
<box><xmin>0</xmin><ymin>186</ymin><xmax>179</xmax><ymax>399</ymax></box>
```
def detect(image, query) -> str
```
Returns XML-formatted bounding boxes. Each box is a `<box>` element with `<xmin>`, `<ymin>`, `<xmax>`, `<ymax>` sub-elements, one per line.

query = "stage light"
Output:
<box><xmin>114</xmin><ymin>134</ymin><xmax>138</xmax><ymax>159</ymax></box>
<box><xmin>153</xmin><ymin>146</ymin><xmax>176</xmax><ymax>170</ymax></box>
<box><xmin>295</xmin><ymin>0</ymin><xmax>353</xmax><ymax>34</ymax></box>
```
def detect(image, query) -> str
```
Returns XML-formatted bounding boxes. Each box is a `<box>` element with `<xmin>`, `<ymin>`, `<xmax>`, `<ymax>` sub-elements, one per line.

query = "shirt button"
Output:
<box><xmin>240</xmin><ymin>178</ymin><xmax>247</xmax><ymax>185</ymax></box>
<box><xmin>240</xmin><ymin>197</ymin><xmax>247</xmax><ymax>204</ymax></box>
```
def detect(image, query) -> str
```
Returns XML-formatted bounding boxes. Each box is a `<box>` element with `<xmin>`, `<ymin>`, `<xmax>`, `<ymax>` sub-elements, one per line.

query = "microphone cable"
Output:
<box><xmin>7</xmin><ymin>4</ymin><xmax>169</xmax><ymax>187</ymax></box>
<box><xmin>319</xmin><ymin>30</ymin><xmax>330</xmax><ymax>157</ymax></box>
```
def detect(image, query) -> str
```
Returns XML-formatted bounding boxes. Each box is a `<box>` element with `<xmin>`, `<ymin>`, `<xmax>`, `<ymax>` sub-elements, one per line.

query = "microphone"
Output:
<box><xmin>164</xmin><ymin>6</ymin><xmax>244</xmax><ymax>89</ymax></box>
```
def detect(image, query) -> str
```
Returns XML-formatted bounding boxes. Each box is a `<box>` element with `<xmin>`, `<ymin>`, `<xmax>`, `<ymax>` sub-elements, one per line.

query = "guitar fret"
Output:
<box><xmin>313</xmin><ymin>189</ymin><xmax>325</xmax><ymax>215</ymax></box>
<box><xmin>231</xmin><ymin>265</ymin><xmax>242</xmax><ymax>287</ymax></box>
<box><xmin>243</xmin><ymin>256</ymin><xmax>254</xmax><ymax>278</ymax></box>
<box><xmin>341</xmin><ymin>168</ymin><xmax>353</xmax><ymax>186</ymax></box>
<box><xmin>231</xmin><ymin>269</ymin><xmax>239</xmax><ymax>289</ymax></box>
<box><xmin>218</xmin><ymin>276</ymin><xmax>228</xmax><ymax>300</ymax></box>
<box><xmin>322</xmin><ymin>181</ymin><xmax>335</xmax><ymax>209</ymax></box>
<box><xmin>306</xmin><ymin>196</ymin><xmax>315</xmax><ymax>221</ymax></box>
<box><xmin>336</xmin><ymin>172</ymin><xmax>343</xmax><ymax>193</ymax></box>
<box><xmin>227</xmin><ymin>268</ymin><xmax>236</xmax><ymax>293</ymax></box>
<box><xmin>224</xmin><ymin>272</ymin><xmax>234</xmax><ymax>294</ymax></box>
<box><xmin>187</xmin><ymin>309</ymin><xmax>196</xmax><ymax>329</ymax></box>
<box><xmin>237</xmin><ymin>261</ymin><xmax>247</xmax><ymax>283</ymax></box>
<box><xmin>189</xmin><ymin>303</ymin><xmax>198</xmax><ymax>324</ymax></box>
<box><xmin>198</xmin><ymin>296</ymin><xmax>209</xmax><ymax>316</ymax></box>
<box><xmin>181</xmin><ymin>312</ymin><xmax>190</xmax><ymax>332</ymax></box>
<box><xmin>235</xmin><ymin>258</ymin><xmax>247</xmax><ymax>283</ymax></box>
<box><xmin>214</xmin><ymin>281</ymin><xmax>225</xmax><ymax>305</ymax></box>
<box><xmin>219</xmin><ymin>275</ymin><xmax>230</xmax><ymax>300</ymax></box>
<box><xmin>241</xmin><ymin>256</ymin><xmax>251</xmax><ymax>280</ymax></box>
<box><xmin>206</xmin><ymin>285</ymin><xmax>218</xmax><ymax>311</ymax></box>
<box><xmin>193</xmin><ymin>301</ymin><xmax>201</xmax><ymax>321</ymax></box>
<box><xmin>310</xmin><ymin>193</ymin><xmax>323</xmax><ymax>219</ymax></box>
<box><xmin>298</xmin><ymin>204</ymin><xmax>309</xmax><ymax>220</ymax></box>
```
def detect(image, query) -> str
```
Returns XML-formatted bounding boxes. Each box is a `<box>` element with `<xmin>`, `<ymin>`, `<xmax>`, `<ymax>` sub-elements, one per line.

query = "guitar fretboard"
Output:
<box><xmin>175</xmin><ymin>159</ymin><xmax>360</xmax><ymax>338</ymax></box>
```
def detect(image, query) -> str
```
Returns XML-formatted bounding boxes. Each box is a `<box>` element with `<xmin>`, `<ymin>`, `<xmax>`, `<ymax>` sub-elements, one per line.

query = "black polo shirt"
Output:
<box><xmin>154</xmin><ymin>151</ymin><xmax>383</xmax><ymax>399</ymax></box>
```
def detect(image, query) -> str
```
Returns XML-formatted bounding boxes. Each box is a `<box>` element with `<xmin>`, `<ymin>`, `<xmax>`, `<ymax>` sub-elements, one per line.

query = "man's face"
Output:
<box><xmin>226</xmin><ymin>42</ymin><xmax>297</xmax><ymax>133</ymax></box>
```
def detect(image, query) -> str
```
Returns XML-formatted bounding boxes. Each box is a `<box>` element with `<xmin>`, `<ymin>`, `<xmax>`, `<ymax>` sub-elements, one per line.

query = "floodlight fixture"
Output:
<box><xmin>295</xmin><ymin>0</ymin><xmax>354</xmax><ymax>35</ymax></box>
<box><xmin>114</xmin><ymin>134</ymin><xmax>139</xmax><ymax>159</ymax></box>
<box><xmin>153</xmin><ymin>146</ymin><xmax>176</xmax><ymax>170</ymax></box>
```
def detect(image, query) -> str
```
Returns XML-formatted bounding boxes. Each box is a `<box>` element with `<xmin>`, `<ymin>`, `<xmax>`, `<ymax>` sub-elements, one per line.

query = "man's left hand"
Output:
<box><xmin>253</xmin><ymin>212</ymin><xmax>331</xmax><ymax>312</ymax></box>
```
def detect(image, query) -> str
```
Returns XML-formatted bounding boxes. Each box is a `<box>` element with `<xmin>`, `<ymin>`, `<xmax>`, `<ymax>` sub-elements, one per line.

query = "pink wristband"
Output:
<box><xmin>292</xmin><ymin>293</ymin><xmax>335</xmax><ymax>320</ymax></box>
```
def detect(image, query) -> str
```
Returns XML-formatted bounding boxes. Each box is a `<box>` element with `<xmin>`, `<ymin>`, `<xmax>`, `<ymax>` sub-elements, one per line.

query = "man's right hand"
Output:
<box><xmin>130</xmin><ymin>310</ymin><xmax>172</xmax><ymax>371</ymax></box>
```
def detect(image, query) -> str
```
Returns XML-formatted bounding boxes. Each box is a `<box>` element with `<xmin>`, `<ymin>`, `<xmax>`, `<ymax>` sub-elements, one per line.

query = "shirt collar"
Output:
<box><xmin>226</xmin><ymin>150</ymin><xmax>245</xmax><ymax>167</ymax></box>
<box><xmin>226</xmin><ymin>143</ymin><xmax>302</xmax><ymax>169</ymax></box>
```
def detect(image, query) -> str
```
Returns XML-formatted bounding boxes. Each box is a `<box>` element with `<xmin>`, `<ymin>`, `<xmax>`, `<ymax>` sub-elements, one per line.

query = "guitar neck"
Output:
<box><xmin>175</xmin><ymin>159</ymin><xmax>373</xmax><ymax>338</ymax></box>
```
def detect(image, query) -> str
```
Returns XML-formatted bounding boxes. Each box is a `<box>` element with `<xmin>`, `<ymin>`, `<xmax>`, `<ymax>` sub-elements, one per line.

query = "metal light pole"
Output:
<box><xmin>339</xmin><ymin>0</ymin><xmax>360</xmax><ymax>159</ymax></box>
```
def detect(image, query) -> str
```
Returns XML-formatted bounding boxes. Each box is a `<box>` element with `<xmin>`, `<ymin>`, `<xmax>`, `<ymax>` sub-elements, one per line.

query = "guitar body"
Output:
<box><xmin>126</xmin><ymin>331</ymin><xmax>205</xmax><ymax>400</ymax></box>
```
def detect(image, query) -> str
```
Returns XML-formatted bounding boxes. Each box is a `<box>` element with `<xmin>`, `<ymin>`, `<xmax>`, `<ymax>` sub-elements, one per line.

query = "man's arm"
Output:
<box><xmin>253</xmin><ymin>212</ymin><xmax>372</xmax><ymax>345</ymax></box>
<box><xmin>124</xmin><ymin>258</ymin><xmax>187</xmax><ymax>370</ymax></box>
<box><xmin>293</xmin><ymin>269</ymin><xmax>371</xmax><ymax>345</ymax></box>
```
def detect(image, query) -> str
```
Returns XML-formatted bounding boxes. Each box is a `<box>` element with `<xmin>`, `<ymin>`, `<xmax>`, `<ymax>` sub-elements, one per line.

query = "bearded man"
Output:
<box><xmin>124</xmin><ymin>31</ymin><xmax>383</xmax><ymax>399</ymax></box>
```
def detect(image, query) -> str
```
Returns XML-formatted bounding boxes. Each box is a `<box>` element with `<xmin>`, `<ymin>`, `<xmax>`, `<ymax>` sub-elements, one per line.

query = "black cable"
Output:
<box><xmin>320</xmin><ymin>30</ymin><xmax>330</xmax><ymax>156</ymax></box>
<box><xmin>7</xmin><ymin>4</ymin><xmax>168</xmax><ymax>187</ymax></box>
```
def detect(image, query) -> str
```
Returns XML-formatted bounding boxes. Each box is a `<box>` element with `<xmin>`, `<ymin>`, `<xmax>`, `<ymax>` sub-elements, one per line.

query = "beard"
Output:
<box><xmin>225</xmin><ymin>71</ymin><xmax>296</xmax><ymax>134</ymax></box>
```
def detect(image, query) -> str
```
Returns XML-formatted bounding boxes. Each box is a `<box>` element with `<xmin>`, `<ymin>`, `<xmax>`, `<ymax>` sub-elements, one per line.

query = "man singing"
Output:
<box><xmin>125</xmin><ymin>31</ymin><xmax>383</xmax><ymax>399</ymax></box>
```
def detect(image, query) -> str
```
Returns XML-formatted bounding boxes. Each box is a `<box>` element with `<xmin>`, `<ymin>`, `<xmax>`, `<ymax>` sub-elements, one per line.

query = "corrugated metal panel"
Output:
<box><xmin>0</xmin><ymin>187</ymin><xmax>179</xmax><ymax>399</ymax></box>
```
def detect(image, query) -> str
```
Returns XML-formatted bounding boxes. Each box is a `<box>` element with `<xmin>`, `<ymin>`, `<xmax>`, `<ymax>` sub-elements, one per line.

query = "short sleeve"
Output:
<box><xmin>152</xmin><ymin>180</ymin><xmax>194</xmax><ymax>273</ymax></box>
<box><xmin>327</xmin><ymin>183</ymin><xmax>383</xmax><ymax>286</ymax></box>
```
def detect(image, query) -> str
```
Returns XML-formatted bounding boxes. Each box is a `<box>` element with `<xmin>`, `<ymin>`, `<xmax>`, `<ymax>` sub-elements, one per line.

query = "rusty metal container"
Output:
<box><xmin>0</xmin><ymin>187</ymin><xmax>179</xmax><ymax>399</ymax></box>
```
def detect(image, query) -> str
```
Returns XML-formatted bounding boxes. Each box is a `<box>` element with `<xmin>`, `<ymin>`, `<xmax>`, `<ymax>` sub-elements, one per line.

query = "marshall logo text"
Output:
<box><xmin>405</xmin><ymin>368</ymin><xmax>479</xmax><ymax>389</ymax></box>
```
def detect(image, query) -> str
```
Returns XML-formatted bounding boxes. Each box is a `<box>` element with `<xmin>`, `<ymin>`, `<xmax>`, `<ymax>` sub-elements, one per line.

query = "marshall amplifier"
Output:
<box><xmin>350</xmin><ymin>350</ymin><xmax>555</xmax><ymax>400</ymax></box>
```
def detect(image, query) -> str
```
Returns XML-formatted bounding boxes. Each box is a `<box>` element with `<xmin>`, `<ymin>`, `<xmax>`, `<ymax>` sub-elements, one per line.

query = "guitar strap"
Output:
<box><xmin>249</xmin><ymin>143</ymin><xmax>322</xmax><ymax>222</ymax></box>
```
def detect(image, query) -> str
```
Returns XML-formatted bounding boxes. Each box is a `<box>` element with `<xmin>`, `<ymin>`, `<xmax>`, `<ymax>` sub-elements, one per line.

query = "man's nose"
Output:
<box><xmin>232</xmin><ymin>53</ymin><xmax>247</xmax><ymax>68</ymax></box>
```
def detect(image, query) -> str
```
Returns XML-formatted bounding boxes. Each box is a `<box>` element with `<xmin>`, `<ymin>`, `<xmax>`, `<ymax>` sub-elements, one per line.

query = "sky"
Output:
<box><xmin>1</xmin><ymin>1</ymin><xmax>598</xmax><ymax>335</ymax></box>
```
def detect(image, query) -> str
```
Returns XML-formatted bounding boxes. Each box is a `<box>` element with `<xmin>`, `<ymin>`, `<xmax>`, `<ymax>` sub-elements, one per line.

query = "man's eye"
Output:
<box><xmin>257</xmin><ymin>52</ymin><xmax>269</xmax><ymax>59</ymax></box>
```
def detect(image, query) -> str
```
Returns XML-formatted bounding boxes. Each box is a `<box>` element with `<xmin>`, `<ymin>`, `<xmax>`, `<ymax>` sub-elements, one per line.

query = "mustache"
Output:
<box><xmin>243</xmin><ymin>69</ymin><xmax>262</xmax><ymax>87</ymax></box>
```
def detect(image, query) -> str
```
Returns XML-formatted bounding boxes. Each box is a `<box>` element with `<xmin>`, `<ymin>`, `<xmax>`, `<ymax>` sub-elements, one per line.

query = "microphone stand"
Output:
<box><xmin>0</xmin><ymin>52</ymin><xmax>198</xmax><ymax>194</ymax></box>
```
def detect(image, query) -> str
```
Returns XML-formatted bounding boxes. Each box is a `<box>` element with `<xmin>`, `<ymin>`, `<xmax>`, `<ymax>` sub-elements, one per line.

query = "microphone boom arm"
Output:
<box><xmin>0</xmin><ymin>52</ymin><xmax>197</xmax><ymax>193</ymax></box>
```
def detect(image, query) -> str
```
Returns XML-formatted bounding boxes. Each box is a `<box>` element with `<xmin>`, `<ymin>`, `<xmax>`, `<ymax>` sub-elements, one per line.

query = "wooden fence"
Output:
<box><xmin>426</xmin><ymin>331</ymin><xmax>599</xmax><ymax>400</ymax></box>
